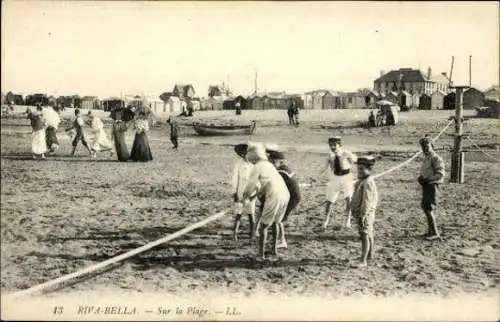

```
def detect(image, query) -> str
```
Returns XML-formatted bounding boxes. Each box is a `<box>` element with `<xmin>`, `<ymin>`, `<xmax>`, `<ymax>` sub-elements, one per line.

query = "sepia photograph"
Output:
<box><xmin>1</xmin><ymin>1</ymin><xmax>499</xmax><ymax>321</ymax></box>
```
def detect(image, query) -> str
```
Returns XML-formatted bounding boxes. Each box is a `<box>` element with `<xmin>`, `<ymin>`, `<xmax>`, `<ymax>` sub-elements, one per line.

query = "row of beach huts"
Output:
<box><xmin>3</xmin><ymin>68</ymin><xmax>499</xmax><ymax>116</ymax></box>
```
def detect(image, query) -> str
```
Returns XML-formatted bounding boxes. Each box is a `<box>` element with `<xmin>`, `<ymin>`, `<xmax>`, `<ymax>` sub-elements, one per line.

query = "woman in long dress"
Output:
<box><xmin>111</xmin><ymin>118</ymin><xmax>131</xmax><ymax>162</ymax></box>
<box><xmin>130</xmin><ymin>112</ymin><xmax>153</xmax><ymax>162</ymax></box>
<box><xmin>243</xmin><ymin>143</ymin><xmax>290</xmax><ymax>260</ymax></box>
<box><xmin>27</xmin><ymin>106</ymin><xmax>47</xmax><ymax>159</ymax></box>
<box><xmin>87</xmin><ymin>112</ymin><xmax>113</xmax><ymax>158</ymax></box>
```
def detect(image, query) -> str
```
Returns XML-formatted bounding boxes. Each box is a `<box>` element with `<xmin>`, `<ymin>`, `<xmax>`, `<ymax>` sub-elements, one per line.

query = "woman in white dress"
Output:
<box><xmin>243</xmin><ymin>143</ymin><xmax>290</xmax><ymax>260</ymax></box>
<box><xmin>27</xmin><ymin>106</ymin><xmax>47</xmax><ymax>159</ymax></box>
<box><xmin>87</xmin><ymin>112</ymin><xmax>113</xmax><ymax>158</ymax></box>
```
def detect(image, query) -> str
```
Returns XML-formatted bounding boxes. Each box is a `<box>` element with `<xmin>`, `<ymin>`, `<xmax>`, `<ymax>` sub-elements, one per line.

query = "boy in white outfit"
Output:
<box><xmin>232</xmin><ymin>143</ymin><xmax>257</xmax><ymax>241</ymax></box>
<box><xmin>317</xmin><ymin>136</ymin><xmax>357</xmax><ymax>231</ymax></box>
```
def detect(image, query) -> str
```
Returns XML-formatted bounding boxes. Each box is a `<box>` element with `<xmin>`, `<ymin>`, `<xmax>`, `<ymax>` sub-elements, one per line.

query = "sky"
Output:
<box><xmin>2</xmin><ymin>1</ymin><xmax>499</xmax><ymax>99</ymax></box>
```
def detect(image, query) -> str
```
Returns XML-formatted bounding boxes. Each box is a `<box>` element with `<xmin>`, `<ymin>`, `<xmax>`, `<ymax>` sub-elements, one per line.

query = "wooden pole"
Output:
<box><xmin>469</xmin><ymin>55</ymin><xmax>472</xmax><ymax>87</ymax></box>
<box><xmin>450</xmin><ymin>86</ymin><xmax>466</xmax><ymax>183</ymax></box>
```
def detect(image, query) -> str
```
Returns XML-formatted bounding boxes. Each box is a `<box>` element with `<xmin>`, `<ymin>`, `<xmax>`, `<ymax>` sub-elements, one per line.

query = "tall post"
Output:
<box><xmin>450</xmin><ymin>86</ymin><xmax>465</xmax><ymax>183</ymax></box>
<box><xmin>469</xmin><ymin>55</ymin><xmax>472</xmax><ymax>87</ymax></box>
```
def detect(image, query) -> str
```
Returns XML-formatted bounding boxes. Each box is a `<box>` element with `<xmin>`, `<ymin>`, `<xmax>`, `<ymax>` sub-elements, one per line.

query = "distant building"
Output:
<box><xmin>419</xmin><ymin>94</ymin><xmax>432</xmax><ymax>110</ymax></box>
<box><xmin>247</xmin><ymin>92</ymin><xmax>293</xmax><ymax>110</ymax></box>
<box><xmin>463</xmin><ymin>88</ymin><xmax>484</xmax><ymax>109</ymax></box>
<box><xmin>302</xmin><ymin>92</ymin><xmax>314</xmax><ymax>109</ymax></box>
<box><xmin>172</xmin><ymin>84</ymin><xmax>196</xmax><ymax>99</ymax></box>
<box><xmin>81</xmin><ymin>96</ymin><xmax>100</xmax><ymax>110</ymax></box>
<box><xmin>431</xmin><ymin>91</ymin><xmax>447</xmax><ymax>110</ymax></box>
<box><xmin>208</xmin><ymin>84</ymin><xmax>232</xmax><ymax>98</ymax></box>
<box><xmin>102</xmin><ymin>97</ymin><xmax>124</xmax><ymax>111</ymax></box>
<box><xmin>443</xmin><ymin>88</ymin><xmax>484</xmax><ymax>110</ymax></box>
<box><xmin>373</xmin><ymin>67</ymin><xmax>451</xmax><ymax>107</ymax></box>
<box><xmin>322</xmin><ymin>91</ymin><xmax>343</xmax><ymax>109</ymax></box>
<box><xmin>344</xmin><ymin>92</ymin><xmax>367</xmax><ymax>109</ymax></box>
<box><xmin>484</xmin><ymin>85</ymin><xmax>499</xmax><ymax>102</ymax></box>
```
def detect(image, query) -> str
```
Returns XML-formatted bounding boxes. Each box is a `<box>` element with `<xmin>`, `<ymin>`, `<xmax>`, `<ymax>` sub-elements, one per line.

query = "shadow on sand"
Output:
<box><xmin>0</xmin><ymin>153</ymin><xmax>123</xmax><ymax>163</ymax></box>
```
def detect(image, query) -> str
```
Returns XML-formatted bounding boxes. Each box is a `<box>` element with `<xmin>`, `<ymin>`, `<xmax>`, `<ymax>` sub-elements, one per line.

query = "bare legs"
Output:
<box><xmin>277</xmin><ymin>222</ymin><xmax>287</xmax><ymax>248</ymax></box>
<box><xmin>233</xmin><ymin>213</ymin><xmax>256</xmax><ymax>241</ymax></box>
<box><xmin>424</xmin><ymin>210</ymin><xmax>441</xmax><ymax>240</ymax></box>
<box><xmin>323</xmin><ymin>196</ymin><xmax>351</xmax><ymax>231</ymax></box>
<box><xmin>258</xmin><ymin>223</ymin><xmax>279</xmax><ymax>260</ymax></box>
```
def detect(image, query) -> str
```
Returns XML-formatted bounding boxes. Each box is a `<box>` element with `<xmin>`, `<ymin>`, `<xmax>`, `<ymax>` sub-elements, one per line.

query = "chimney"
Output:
<box><xmin>380</xmin><ymin>70</ymin><xmax>385</xmax><ymax>77</ymax></box>
<box><xmin>427</xmin><ymin>66</ymin><xmax>432</xmax><ymax>79</ymax></box>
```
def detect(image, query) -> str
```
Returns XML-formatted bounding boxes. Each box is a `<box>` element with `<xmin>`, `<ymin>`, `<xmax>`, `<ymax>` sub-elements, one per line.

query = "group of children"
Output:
<box><xmin>231</xmin><ymin>134</ymin><xmax>445</xmax><ymax>266</ymax></box>
<box><xmin>230</xmin><ymin>137</ymin><xmax>378</xmax><ymax>267</ymax></box>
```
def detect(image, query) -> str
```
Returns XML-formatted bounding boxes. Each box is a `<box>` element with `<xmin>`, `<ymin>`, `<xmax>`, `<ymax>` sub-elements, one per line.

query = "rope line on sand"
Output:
<box><xmin>10</xmin><ymin>211</ymin><xmax>227</xmax><ymax>298</ymax></box>
<box><xmin>464</xmin><ymin>136</ymin><xmax>500</xmax><ymax>163</ymax></box>
<box><xmin>373</xmin><ymin>119</ymin><xmax>453</xmax><ymax>179</ymax></box>
<box><xmin>9</xmin><ymin>119</ymin><xmax>454</xmax><ymax>298</ymax></box>
<box><xmin>298</xmin><ymin>119</ymin><xmax>454</xmax><ymax>213</ymax></box>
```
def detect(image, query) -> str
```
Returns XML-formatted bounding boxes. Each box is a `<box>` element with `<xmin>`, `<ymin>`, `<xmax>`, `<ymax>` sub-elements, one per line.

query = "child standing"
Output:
<box><xmin>317</xmin><ymin>136</ymin><xmax>357</xmax><ymax>231</ymax></box>
<box><xmin>267</xmin><ymin>149</ymin><xmax>301</xmax><ymax>249</ymax></box>
<box><xmin>66</xmin><ymin>108</ymin><xmax>93</xmax><ymax>157</ymax></box>
<box><xmin>231</xmin><ymin>143</ymin><xmax>257</xmax><ymax>241</ymax></box>
<box><xmin>167</xmin><ymin>116</ymin><xmax>179</xmax><ymax>150</ymax></box>
<box><xmin>350</xmin><ymin>156</ymin><xmax>379</xmax><ymax>268</ymax></box>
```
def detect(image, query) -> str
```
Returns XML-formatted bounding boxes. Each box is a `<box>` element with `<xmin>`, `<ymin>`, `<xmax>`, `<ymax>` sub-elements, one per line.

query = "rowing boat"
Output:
<box><xmin>193</xmin><ymin>121</ymin><xmax>256</xmax><ymax>136</ymax></box>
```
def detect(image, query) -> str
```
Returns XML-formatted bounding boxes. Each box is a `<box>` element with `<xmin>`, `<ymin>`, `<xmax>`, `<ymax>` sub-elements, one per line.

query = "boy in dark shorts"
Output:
<box><xmin>418</xmin><ymin>135</ymin><xmax>445</xmax><ymax>241</ymax></box>
<box><xmin>350</xmin><ymin>156</ymin><xmax>378</xmax><ymax>268</ymax></box>
<box><xmin>267</xmin><ymin>149</ymin><xmax>301</xmax><ymax>249</ymax></box>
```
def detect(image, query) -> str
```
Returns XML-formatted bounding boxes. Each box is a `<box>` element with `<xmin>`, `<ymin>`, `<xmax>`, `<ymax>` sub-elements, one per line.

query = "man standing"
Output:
<box><xmin>293</xmin><ymin>102</ymin><xmax>300</xmax><ymax>126</ymax></box>
<box><xmin>167</xmin><ymin>116</ymin><xmax>179</xmax><ymax>150</ymax></box>
<box><xmin>418</xmin><ymin>136</ymin><xmax>445</xmax><ymax>241</ymax></box>
<box><xmin>317</xmin><ymin>136</ymin><xmax>357</xmax><ymax>231</ymax></box>
<box><xmin>287</xmin><ymin>103</ymin><xmax>295</xmax><ymax>126</ymax></box>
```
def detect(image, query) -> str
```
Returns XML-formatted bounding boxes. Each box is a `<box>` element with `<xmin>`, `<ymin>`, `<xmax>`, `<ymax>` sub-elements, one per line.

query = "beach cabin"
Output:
<box><xmin>167</xmin><ymin>96</ymin><xmax>182</xmax><ymax>114</ymax></box>
<box><xmin>431</xmin><ymin>91</ymin><xmax>446</xmax><ymax>110</ymax></box>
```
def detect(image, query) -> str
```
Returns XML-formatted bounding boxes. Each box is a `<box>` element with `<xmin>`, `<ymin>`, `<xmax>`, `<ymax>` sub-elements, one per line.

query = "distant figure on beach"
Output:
<box><xmin>87</xmin><ymin>111</ymin><xmax>113</xmax><ymax>159</ymax></box>
<box><xmin>293</xmin><ymin>102</ymin><xmax>300</xmax><ymax>125</ymax></box>
<box><xmin>417</xmin><ymin>136</ymin><xmax>445</xmax><ymax>241</ymax></box>
<box><xmin>287</xmin><ymin>104</ymin><xmax>296</xmax><ymax>126</ymax></box>
<box><xmin>235</xmin><ymin>101</ymin><xmax>242</xmax><ymax>115</ymax></box>
<box><xmin>66</xmin><ymin>108</ymin><xmax>92</xmax><ymax>157</ymax></box>
<box><xmin>368</xmin><ymin>110</ymin><xmax>376</xmax><ymax>127</ymax></box>
<box><xmin>27</xmin><ymin>105</ymin><xmax>47</xmax><ymax>160</ymax></box>
<box><xmin>178</xmin><ymin>99</ymin><xmax>188</xmax><ymax>117</ymax></box>
<box><xmin>130</xmin><ymin>111</ymin><xmax>153</xmax><ymax>162</ymax></box>
<box><xmin>111</xmin><ymin>116</ymin><xmax>131</xmax><ymax>162</ymax></box>
<box><xmin>187</xmin><ymin>99</ymin><xmax>194</xmax><ymax>117</ymax></box>
<box><xmin>167</xmin><ymin>115</ymin><xmax>179</xmax><ymax>150</ymax></box>
<box><xmin>42</xmin><ymin>105</ymin><xmax>61</xmax><ymax>154</ymax></box>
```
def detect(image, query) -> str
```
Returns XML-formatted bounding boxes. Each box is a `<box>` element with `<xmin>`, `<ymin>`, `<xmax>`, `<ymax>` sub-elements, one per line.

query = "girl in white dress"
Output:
<box><xmin>244</xmin><ymin>143</ymin><xmax>290</xmax><ymax>260</ymax></box>
<box><xmin>87</xmin><ymin>112</ymin><xmax>113</xmax><ymax>158</ymax></box>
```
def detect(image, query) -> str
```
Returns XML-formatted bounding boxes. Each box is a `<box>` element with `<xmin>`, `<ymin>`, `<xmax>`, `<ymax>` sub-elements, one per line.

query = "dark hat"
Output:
<box><xmin>357</xmin><ymin>156</ymin><xmax>376</xmax><ymax>167</ymax></box>
<box><xmin>419</xmin><ymin>135</ymin><xmax>432</xmax><ymax>146</ymax></box>
<box><xmin>267</xmin><ymin>150</ymin><xmax>285</xmax><ymax>160</ymax></box>
<box><xmin>328</xmin><ymin>136</ymin><xmax>342</xmax><ymax>144</ymax></box>
<box><xmin>234</xmin><ymin>143</ymin><xmax>248</xmax><ymax>156</ymax></box>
